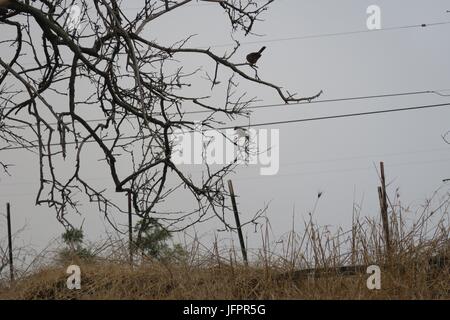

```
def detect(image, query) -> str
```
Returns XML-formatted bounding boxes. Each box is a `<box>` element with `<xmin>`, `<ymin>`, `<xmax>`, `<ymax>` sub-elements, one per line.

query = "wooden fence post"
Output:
<box><xmin>378</xmin><ymin>162</ymin><xmax>391</xmax><ymax>258</ymax></box>
<box><xmin>128</xmin><ymin>191</ymin><xmax>133</xmax><ymax>266</ymax></box>
<box><xmin>6</xmin><ymin>202</ymin><xmax>14</xmax><ymax>282</ymax></box>
<box><xmin>227</xmin><ymin>180</ymin><xmax>248</xmax><ymax>266</ymax></box>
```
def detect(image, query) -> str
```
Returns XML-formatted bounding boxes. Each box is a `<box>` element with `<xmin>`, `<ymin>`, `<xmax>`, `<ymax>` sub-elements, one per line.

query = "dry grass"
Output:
<box><xmin>0</xmin><ymin>189</ymin><xmax>449</xmax><ymax>300</ymax></box>
<box><xmin>0</xmin><ymin>255</ymin><xmax>448</xmax><ymax>300</ymax></box>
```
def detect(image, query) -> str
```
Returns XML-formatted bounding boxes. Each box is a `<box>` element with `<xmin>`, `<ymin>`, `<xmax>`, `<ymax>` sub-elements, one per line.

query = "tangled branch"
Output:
<box><xmin>0</xmin><ymin>0</ymin><xmax>321</xmax><ymax>237</ymax></box>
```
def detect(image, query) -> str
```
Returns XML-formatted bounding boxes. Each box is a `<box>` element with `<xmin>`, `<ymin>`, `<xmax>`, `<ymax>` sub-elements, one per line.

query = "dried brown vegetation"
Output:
<box><xmin>1</xmin><ymin>193</ymin><xmax>448</xmax><ymax>300</ymax></box>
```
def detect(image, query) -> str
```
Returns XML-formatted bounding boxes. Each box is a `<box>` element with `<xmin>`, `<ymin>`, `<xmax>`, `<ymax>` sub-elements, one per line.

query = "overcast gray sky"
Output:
<box><xmin>1</xmin><ymin>0</ymin><xmax>450</xmax><ymax>254</ymax></box>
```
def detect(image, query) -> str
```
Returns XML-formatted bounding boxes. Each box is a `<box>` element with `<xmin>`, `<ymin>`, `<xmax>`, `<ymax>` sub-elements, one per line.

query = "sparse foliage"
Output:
<box><xmin>134</xmin><ymin>218</ymin><xmax>187</xmax><ymax>262</ymax></box>
<box><xmin>0</xmin><ymin>0</ymin><xmax>321</xmax><ymax>237</ymax></box>
<box><xmin>59</xmin><ymin>228</ymin><xmax>95</xmax><ymax>262</ymax></box>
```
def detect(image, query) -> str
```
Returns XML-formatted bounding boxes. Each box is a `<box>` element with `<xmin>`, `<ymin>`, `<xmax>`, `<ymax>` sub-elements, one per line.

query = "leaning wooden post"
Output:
<box><xmin>127</xmin><ymin>191</ymin><xmax>133</xmax><ymax>266</ymax></box>
<box><xmin>227</xmin><ymin>180</ymin><xmax>248</xmax><ymax>266</ymax></box>
<box><xmin>6</xmin><ymin>203</ymin><xmax>14</xmax><ymax>282</ymax></box>
<box><xmin>379</xmin><ymin>162</ymin><xmax>391</xmax><ymax>258</ymax></box>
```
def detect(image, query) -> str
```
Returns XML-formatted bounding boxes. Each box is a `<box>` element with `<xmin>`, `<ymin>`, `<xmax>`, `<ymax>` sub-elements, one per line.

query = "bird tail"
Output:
<box><xmin>258</xmin><ymin>46</ymin><xmax>266</xmax><ymax>54</ymax></box>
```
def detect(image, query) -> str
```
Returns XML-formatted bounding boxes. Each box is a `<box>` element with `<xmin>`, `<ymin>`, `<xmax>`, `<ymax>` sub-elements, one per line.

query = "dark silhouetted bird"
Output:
<box><xmin>246</xmin><ymin>46</ymin><xmax>266</xmax><ymax>65</ymax></box>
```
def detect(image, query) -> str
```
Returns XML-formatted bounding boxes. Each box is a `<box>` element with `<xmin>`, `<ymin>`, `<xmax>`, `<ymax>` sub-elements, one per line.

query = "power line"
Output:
<box><xmin>232</xmin><ymin>102</ymin><xmax>450</xmax><ymax>129</ymax></box>
<box><xmin>199</xmin><ymin>21</ymin><xmax>450</xmax><ymax>49</ymax></box>
<box><xmin>233</xmin><ymin>157</ymin><xmax>450</xmax><ymax>183</ymax></box>
<box><xmin>141</xmin><ymin>89</ymin><xmax>450</xmax><ymax>115</ymax></box>
<box><xmin>243</xmin><ymin>90</ymin><xmax>450</xmax><ymax>112</ymax></box>
<box><xmin>280</xmin><ymin>147</ymin><xmax>450</xmax><ymax>168</ymax></box>
<box><xmin>3</xmin><ymin>89</ymin><xmax>450</xmax><ymax>128</ymax></box>
<box><xmin>2</xmin><ymin>100</ymin><xmax>450</xmax><ymax>151</ymax></box>
<box><xmin>8</xmin><ymin>19</ymin><xmax>450</xmax><ymax>67</ymax></box>
<box><xmin>2</xmin><ymin>146</ymin><xmax>449</xmax><ymax>186</ymax></box>
<box><xmin>121</xmin><ymin>2</ymin><xmax>450</xmax><ymax>48</ymax></box>
<box><xmin>2</xmin><ymin>155</ymin><xmax>450</xmax><ymax>197</ymax></box>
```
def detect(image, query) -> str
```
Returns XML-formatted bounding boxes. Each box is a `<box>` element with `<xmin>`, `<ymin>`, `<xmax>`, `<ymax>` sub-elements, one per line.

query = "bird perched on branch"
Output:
<box><xmin>246</xmin><ymin>46</ymin><xmax>266</xmax><ymax>65</ymax></box>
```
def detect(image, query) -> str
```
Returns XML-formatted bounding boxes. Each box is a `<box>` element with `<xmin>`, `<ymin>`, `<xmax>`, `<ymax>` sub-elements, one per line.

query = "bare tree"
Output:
<box><xmin>0</xmin><ymin>0</ymin><xmax>322</xmax><ymax>240</ymax></box>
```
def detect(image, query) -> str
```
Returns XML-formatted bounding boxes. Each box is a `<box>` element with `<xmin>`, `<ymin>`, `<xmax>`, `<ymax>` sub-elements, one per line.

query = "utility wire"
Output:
<box><xmin>8</xmin><ymin>19</ymin><xmax>450</xmax><ymax>67</ymax></box>
<box><xmin>1</xmin><ymin>146</ymin><xmax>449</xmax><ymax>186</ymax></box>
<box><xmin>122</xmin><ymin>1</ymin><xmax>450</xmax><ymax>47</ymax></box>
<box><xmin>2</xmin><ymin>101</ymin><xmax>450</xmax><ymax>151</ymax></box>
<box><xmin>3</xmin><ymin>89</ymin><xmax>450</xmax><ymax>127</ymax></box>
<box><xmin>2</xmin><ymin>156</ymin><xmax>450</xmax><ymax>197</ymax></box>
<box><xmin>227</xmin><ymin>102</ymin><xmax>450</xmax><ymax>129</ymax></box>
<box><xmin>233</xmin><ymin>157</ymin><xmax>450</xmax><ymax>183</ymax></box>
<box><xmin>200</xmin><ymin>21</ymin><xmax>450</xmax><ymax>49</ymax></box>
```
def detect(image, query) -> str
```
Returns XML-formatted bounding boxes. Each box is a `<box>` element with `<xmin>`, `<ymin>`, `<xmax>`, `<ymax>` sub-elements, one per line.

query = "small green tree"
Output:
<box><xmin>134</xmin><ymin>219</ymin><xmax>186</xmax><ymax>262</ymax></box>
<box><xmin>62</xmin><ymin>228</ymin><xmax>84</xmax><ymax>250</ymax></box>
<box><xmin>59</xmin><ymin>228</ymin><xmax>95</xmax><ymax>263</ymax></box>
